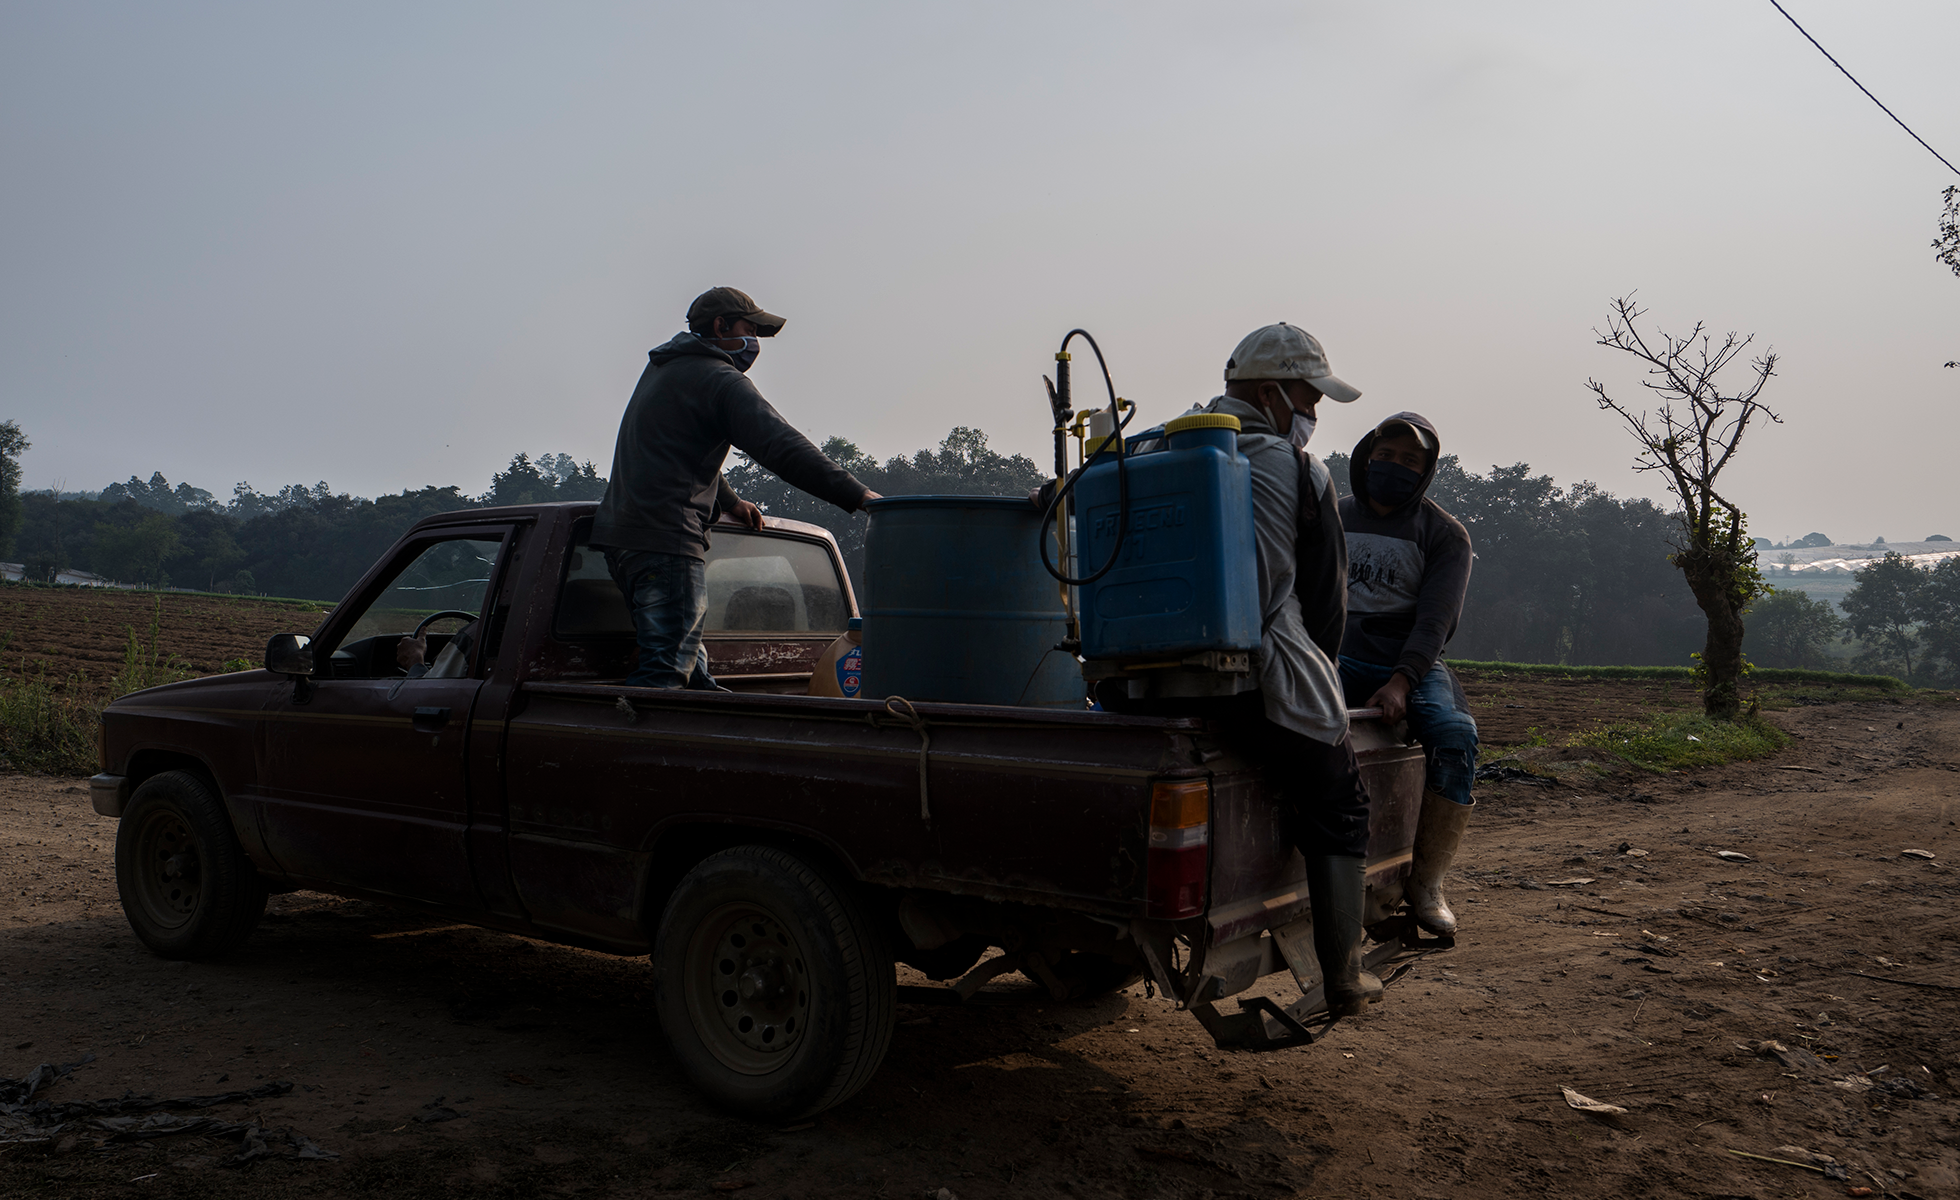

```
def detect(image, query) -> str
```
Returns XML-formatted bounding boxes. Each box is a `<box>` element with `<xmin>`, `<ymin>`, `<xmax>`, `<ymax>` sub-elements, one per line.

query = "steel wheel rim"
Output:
<box><xmin>130</xmin><ymin>806</ymin><xmax>202</xmax><ymax>932</ymax></box>
<box><xmin>682</xmin><ymin>900</ymin><xmax>812</xmax><ymax>1075</ymax></box>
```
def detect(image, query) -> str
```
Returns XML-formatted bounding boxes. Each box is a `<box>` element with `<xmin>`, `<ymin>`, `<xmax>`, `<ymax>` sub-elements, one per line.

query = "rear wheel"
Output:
<box><xmin>114</xmin><ymin>770</ymin><xmax>268</xmax><ymax>959</ymax></box>
<box><xmin>653</xmin><ymin>846</ymin><xmax>894</xmax><ymax>1120</ymax></box>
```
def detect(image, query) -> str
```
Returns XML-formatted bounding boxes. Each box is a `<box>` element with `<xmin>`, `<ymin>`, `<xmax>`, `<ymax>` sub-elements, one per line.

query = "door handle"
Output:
<box><xmin>412</xmin><ymin>706</ymin><xmax>451</xmax><ymax>732</ymax></box>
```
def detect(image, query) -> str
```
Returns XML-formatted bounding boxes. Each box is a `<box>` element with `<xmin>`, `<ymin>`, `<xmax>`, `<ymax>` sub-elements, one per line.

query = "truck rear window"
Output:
<box><xmin>557</xmin><ymin>529</ymin><xmax>848</xmax><ymax>637</ymax></box>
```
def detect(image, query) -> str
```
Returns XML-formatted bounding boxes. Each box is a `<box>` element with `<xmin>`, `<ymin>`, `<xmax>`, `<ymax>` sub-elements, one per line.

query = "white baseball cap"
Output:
<box><xmin>1223</xmin><ymin>322</ymin><xmax>1361</xmax><ymax>404</ymax></box>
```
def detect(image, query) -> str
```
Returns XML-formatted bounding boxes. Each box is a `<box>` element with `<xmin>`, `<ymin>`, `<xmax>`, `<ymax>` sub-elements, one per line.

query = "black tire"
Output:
<box><xmin>114</xmin><ymin>770</ymin><xmax>268</xmax><ymax>959</ymax></box>
<box><xmin>653</xmin><ymin>845</ymin><xmax>895</xmax><ymax>1120</ymax></box>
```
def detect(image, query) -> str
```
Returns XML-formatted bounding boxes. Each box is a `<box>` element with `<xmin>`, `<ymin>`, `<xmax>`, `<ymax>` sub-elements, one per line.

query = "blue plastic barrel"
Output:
<box><xmin>1073</xmin><ymin>412</ymin><xmax>1261</xmax><ymax>660</ymax></box>
<box><xmin>862</xmin><ymin>496</ymin><xmax>1083</xmax><ymax>708</ymax></box>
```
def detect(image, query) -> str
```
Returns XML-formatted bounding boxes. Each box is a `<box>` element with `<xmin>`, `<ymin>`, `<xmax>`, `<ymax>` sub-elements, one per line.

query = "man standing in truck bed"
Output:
<box><xmin>1338</xmin><ymin>412</ymin><xmax>1478</xmax><ymax>937</ymax></box>
<box><xmin>593</xmin><ymin>287</ymin><xmax>878</xmax><ymax>689</ymax></box>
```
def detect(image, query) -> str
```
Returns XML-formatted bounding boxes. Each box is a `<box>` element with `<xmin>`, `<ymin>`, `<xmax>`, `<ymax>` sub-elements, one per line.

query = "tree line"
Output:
<box><xmin>0</xmin><ymin>416</ymin><xmax>1930</xmax><ymax>679</ymax></box>
<box><xmin>0</xmin><ymin>436</ymin><xmax>605</xmax><ymax>599</ymax></box>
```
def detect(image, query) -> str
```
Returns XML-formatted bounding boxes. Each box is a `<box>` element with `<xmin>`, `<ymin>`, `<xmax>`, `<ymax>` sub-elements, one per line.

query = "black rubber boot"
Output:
<box><xmin>1303</xmin><ymin>854</ymin><xmax>1383</xmax><ymax>1018</ymax></box>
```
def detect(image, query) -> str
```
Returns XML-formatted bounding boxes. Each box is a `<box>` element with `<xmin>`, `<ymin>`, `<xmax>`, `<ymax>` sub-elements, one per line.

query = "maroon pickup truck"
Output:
<box><xmin>91</xmin><ymin>501</ymin><xmax>1436</xmax><ymax>1119</ymax></box>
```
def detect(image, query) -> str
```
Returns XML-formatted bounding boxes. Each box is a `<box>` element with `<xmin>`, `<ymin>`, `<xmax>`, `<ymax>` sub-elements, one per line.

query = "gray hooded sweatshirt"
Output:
<box><xmin>592</xmin><ymin>333</ymin><xmax>868</xmax><ymax>558</ymax></box>
<box><xmin>1337</xmin><ymin>411</ymin><xmax>1473</xmax><ymax>683</ymax></box>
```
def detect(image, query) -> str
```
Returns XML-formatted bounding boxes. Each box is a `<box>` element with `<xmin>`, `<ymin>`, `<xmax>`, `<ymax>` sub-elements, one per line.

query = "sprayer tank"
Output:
<box><xmin>1073</xmin><ymin>415</ymin><xmax>1261</xmax><ymax>661</ymax></box>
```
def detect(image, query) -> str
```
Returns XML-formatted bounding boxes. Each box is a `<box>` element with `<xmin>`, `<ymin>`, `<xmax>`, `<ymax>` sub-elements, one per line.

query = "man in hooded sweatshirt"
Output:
<box><xmin>593</xmin><ymin>287</ymin><xmax>878</xmax><ymax>689</ymax></box>
<box><xmin>1178</xmin><ymin>323</ymin><xmax>1383</xmax><ymax>1017</ymax></box>
<box><xmin>1337</xmin><ymin>413</ymin><xmax>1478</xmax><ymax>937</ymax></box>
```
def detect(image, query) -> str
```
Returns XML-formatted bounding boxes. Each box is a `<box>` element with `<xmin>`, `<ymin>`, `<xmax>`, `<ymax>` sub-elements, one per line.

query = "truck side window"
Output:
<box><xmin>327</xmin><ymin>536</ymin><xmax>505</xmax><ymax>678</ymax></box>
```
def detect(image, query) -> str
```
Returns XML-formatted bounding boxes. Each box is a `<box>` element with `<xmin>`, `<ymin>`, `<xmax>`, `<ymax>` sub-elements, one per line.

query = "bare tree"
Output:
<box><xmin>1586</xmin><ymin>295</ymin><xmax>1780</xmax><ymax>720</ymax></box>
<box><xmin>1938</xmin><ymin>185</ymin><xmax>1959</xmax><ymax>369</ymax></box>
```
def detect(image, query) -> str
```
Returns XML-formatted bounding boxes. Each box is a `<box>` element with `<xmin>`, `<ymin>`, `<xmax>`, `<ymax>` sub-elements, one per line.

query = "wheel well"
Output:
<box><xmin>639</xmin><ymin>824</ymin><xmax>878</xmax><ymax>940</ymax></box>
<box><xmin>124</xmin><ymin>750</ymin><xmax>219</xmax><ymax>796</ymax></box>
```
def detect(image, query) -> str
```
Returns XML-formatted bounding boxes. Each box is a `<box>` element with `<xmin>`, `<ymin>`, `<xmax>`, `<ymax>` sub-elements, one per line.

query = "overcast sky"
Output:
<box><xmin>3</xmin><ymin>2</ymin><xmax>1955</xmax><ymax>543</ymax></box>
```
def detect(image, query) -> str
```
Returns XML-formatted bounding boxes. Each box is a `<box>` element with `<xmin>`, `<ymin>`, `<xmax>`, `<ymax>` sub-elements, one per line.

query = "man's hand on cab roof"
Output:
<box><xmin>729</xmin><ymin>498</ymin><xmax>765</xmax><ymax>530</ymax></box>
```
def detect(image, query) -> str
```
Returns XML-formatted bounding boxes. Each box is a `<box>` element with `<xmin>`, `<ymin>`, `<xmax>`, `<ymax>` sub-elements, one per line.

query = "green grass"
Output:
<box><xmin>0</xmin><ymin>598</ymin><xmax>196</xmax><ymax>776</ymax></box>
<box><xmin>1572</xmin><ymin>712</ymin><xmax>1790</xmax><ymax>772</ymax></box>
<box><xmin>0</xmin><ymin>676</ymin><xmax>98</xmax><ymax>774</ymax></box>
<box><xmin>1450</xmin><ymin>658</ymin><xmax>1907</xmax><ymax>690</ymax></box>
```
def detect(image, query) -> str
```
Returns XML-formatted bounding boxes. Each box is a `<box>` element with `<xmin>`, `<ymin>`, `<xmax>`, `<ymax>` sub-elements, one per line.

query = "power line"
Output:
<box><xmin>1767</xmin><ymin>0</ymin><xmax>1960</xmax><ymax>177</ymax></box>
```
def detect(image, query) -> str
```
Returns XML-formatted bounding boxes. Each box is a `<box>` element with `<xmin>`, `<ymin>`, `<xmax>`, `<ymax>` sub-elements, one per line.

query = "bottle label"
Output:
<box><xmin>837</xmin><ymin>645</ymin><xmax>862</xmax><ymax>698</ymax></box>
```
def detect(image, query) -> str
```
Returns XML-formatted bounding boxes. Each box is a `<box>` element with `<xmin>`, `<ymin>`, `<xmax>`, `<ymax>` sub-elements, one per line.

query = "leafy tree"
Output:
<box><xmin>725</xmin><ymin>427</ymin><xmax>1044</xmax><ymax>594</ymax></box>
<box><xmin>484</xmin><ymin>453</ymin><xmax>555</xmax><ymax>506</ymax></box>
<box><xmin>100</xmin><ymin>471</ymin><xmax>219</xmax><ymax>514</ymax></box>
<box><xmin>1586</xmin><ymin>295</ymin><xmax>1780</xmax><ymax>719</ymax></box>
<box><xmin>171</xmin><ymin>510</ymin><xmax>246</xmax><ymax>590</ymax></box>
<box><xmin>1743</xmin><ymin>589</ymin><xmax>1843</xmax><ymax>669</ymax></box>
<box><xmin>1912</xmin><ymin>557</ymin><xmax>1960</xmax><ymax>685</ymax></box>
<box><xmin>1794</xmin><ymin>532</ymin><xmax>1831</xmax><ymax>548</ymax></box>
<box><xmin>483</xmin><ymin>453</ymin><xmax>606</xmax><ymax>506</ymax></box>
<box><xmin>92</xmin><ymin>508</ymin><xmax>182</xmax><ymax>585</ymax></box>
<box><xmin>1938</xmin><ymin>185</ymin><xmax>1959</xmax><ymax>370</ymax></box>
<box><xmin>0</xmin><ymin>420</ymin><xmax>25</xmax><ymax>559</ymax></box>
<box><xmin>1841</xmin><ymin>552</ymin><xmax>1924</xmax><ymax>679</ymax></box>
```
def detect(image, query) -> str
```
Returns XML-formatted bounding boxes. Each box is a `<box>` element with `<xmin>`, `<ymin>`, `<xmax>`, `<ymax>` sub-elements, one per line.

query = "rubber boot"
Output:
<box><xmin>1302</xmin><ymin>855</ymin><xmax>1383</xmax><ymax>1018</ymax></box>
<box><xmin>1407</xmin><ymin>790</ymin><xmax>1474</xmax><ymax>936</ymax></box>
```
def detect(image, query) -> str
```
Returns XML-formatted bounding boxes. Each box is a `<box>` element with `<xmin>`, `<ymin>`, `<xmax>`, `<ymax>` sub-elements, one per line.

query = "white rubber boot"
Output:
<box><xmin>1407</xmin><ymin>790</ymin><xmax>1474</xmax><ymax>936</ymax></box>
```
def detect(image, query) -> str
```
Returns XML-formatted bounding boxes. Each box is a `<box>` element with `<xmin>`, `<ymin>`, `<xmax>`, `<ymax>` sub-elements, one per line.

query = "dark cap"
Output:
<box><xmin>687</xmin><ymin>287</ymin><xmax>786</xmax><ymax>337</ymax></box>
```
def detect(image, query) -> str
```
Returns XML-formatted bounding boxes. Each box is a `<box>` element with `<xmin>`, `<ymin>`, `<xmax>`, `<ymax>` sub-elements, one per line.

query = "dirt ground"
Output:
<box><xmin>0</xmin><ymin>585</ymin><xmax>330</xmax><ymax>685</ymax></box>
<box><xmin>3</xmin><ymin>683</ymin><xmax>1958</xmax><ymax>1199</ymax></box>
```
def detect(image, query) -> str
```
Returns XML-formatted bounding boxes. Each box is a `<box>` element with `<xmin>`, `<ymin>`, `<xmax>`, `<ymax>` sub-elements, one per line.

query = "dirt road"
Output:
<box><xmin>3</xmin><ymin>693</ymin><xmax>1958</xmax><ymax>1198</ymax></box>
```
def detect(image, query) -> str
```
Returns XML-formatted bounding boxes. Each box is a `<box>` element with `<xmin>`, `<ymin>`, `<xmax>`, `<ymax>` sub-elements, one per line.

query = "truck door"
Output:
<box><xmin>257</xmin><ymin>530</ymin><xmax>511</xmax><ymax>908</ymax></box>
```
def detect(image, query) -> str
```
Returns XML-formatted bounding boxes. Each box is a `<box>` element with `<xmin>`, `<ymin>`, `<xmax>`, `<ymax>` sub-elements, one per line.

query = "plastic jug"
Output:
<box><xmin>807</xmin><ymin>617</ymin><xmax>864</xmax><ymax>698</ymax></box>
<box><xmin>1073</xmin><ymin>411</ymin><xmax>1261</xmax><ymax>661</ymax></box>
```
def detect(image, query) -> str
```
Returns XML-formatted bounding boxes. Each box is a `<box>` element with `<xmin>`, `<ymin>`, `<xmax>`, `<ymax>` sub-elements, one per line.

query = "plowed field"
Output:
<box><xmin>0</xmin><ymin>585</ymin><xmax>331</xmax><ymax>689</ymax></box>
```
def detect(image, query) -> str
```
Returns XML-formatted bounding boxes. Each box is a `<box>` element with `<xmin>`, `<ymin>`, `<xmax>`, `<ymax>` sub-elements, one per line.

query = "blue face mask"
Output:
<box><xmin>1366</xmin><ymin>459</ymin><xmax>1424</xmax><ymax>508</ymax></box>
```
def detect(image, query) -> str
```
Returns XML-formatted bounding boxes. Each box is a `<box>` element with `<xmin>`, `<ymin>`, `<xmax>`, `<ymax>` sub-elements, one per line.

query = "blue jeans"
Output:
<box><xmin>604</xmin><ymin>548</ymin><xmax>718</xmax><ymax>690</ymax></box>
<box><xmin>1340</xmin><ymin>657</ymin><xmax>1478</xmax><ymax>806</ymax></box>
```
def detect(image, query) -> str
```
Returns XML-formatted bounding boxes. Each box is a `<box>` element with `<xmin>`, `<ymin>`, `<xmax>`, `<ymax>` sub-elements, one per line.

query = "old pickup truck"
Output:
<box><xmin>91</xmin><ymin>500</ymin><xmax>1437</xmax><ymax>1119</ymax></box>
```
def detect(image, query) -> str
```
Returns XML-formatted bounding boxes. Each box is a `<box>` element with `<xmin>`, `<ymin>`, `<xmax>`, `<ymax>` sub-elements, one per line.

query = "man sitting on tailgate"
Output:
<box><xmin>1337</xmin><ymin>412</ymin><xmax>1478</xmax><ymax>937</ymax></box>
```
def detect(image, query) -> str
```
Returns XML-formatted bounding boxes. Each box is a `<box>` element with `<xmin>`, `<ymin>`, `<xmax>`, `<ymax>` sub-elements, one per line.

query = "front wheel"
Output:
<box><xmin>114</xmin><ymin>770</ymin><xmax>268</xmax><ymax>959</ymax></box>
<box><xmin>653</xmin><ymin>846</ymin><xmax>895</xmax><ymax>1120</ymax></box>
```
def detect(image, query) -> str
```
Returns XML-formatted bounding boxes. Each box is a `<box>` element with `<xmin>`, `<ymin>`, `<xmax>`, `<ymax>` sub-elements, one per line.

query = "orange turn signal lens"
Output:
<box><xmin>1149</xmin><ymin>780</ymin><xmax>1208</xmax><ymax>829</ymax></box>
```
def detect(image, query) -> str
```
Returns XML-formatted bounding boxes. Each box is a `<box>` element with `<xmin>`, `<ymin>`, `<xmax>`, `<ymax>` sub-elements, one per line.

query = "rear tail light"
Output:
<box><xmin>1145</xmin><ymin>779</ymin><xmax>1209</xmax><ymax>919</ymax></box>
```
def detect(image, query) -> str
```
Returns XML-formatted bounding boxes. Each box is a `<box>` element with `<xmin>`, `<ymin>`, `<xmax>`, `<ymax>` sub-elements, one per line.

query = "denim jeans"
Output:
<box><xmin>1339</xmin><ymin>656</ymin><xmax>1478</xmax><ymax>806</ymax></box>
<box><xmin>603</xmin><ymin>548</ymin><xmax>718</xmax><ymax>690</ymax></box>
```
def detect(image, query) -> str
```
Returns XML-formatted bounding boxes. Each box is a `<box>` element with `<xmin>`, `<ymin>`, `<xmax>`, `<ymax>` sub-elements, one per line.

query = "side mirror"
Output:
<box><xmin>264</xmin><ymin>634</ymin><xmax>315</xmax><ymax>677</ymax></box>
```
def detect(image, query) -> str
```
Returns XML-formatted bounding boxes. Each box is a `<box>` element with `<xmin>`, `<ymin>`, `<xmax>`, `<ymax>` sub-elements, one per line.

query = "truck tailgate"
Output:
<box><xmin>1204</xmin><ymin>717</ymin><xmax>1424</xmax><ymax>945</ymax></box>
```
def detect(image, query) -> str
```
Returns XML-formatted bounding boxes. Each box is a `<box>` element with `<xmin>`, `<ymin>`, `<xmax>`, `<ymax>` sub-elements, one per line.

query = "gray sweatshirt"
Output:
<box><xmin>1337</xmin><ymin>411</ymin><xmax>1473</xmax><ymax>683</ymax></box>
<box><xmin>592</xmin><ymin>333</ymin><xmax>868</xmax><ymax>558</ymax></box>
